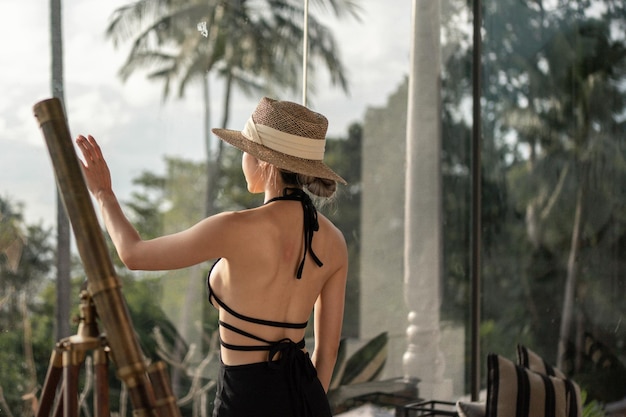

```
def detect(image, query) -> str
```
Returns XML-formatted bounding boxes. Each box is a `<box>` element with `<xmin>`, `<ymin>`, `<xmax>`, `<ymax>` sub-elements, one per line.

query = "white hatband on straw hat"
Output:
<box><xmin>212</xmin><ymin>97</ymin><xmax>347</xmax><ymax>185</ymax></box>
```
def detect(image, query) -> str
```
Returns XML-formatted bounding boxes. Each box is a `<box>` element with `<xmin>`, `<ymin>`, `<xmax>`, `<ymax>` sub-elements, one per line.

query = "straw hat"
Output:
<box><xmin>212</xmin><ymin>97</ymin><xmax>347</xmax><ymax>185</ymax></box>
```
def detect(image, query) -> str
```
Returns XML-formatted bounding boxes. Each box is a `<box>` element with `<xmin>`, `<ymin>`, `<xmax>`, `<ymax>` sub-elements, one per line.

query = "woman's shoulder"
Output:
<box><xmin>204</xmin><ymin>207</ymin><xmax>274</xmax><ymax>242</ymax></box>
<box><xmin>318</xmin><ymin>214</ymin><xmax>348</xmax><ymax>254</ymax></box>
<box><xmin>213</xmin><ymin>206</ymin><xmax>266</xmax><ymax>223</ymax></box>
<box><xmin>318</xmin><ymin>212</ymin><xmax>344</xmax><ymax>235</ymax></box>
<box><xmin>217</xmin><ymin>206</ymin><xmax>286</xmax><ymax>240</ymax></box>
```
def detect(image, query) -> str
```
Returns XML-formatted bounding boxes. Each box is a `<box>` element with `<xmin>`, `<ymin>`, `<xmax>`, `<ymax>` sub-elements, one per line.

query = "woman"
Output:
<box><xmin>76</xmin><ymin>97</ymin><xmax>348</xmax><ymax>417</ymax></box>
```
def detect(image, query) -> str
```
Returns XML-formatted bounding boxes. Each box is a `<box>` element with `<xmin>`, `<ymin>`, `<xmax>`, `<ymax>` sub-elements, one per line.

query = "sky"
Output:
<box><xmin>0</xmin><ymin>0</ymin><xmax>412</xmax><ymax>229</ymax></box>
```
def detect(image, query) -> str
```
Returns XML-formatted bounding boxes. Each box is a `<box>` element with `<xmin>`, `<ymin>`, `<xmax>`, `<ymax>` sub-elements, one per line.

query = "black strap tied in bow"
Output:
<box><xmin>217</xmin><ymin>331</ymin><xmax>317</xmax><ymax>417</ymax></box>
<box><xmin>265</xmin><ymin>188</ymin><xmax>323</xmax><ymax>279</ymax></box>
<box><xmin>268</xmin><ymin>338</ymin><xmax>318</xmax><ymax>417</ymax></box>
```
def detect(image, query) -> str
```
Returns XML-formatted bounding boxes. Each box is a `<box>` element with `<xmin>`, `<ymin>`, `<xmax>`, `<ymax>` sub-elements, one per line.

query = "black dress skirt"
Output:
<box><xmin>212</xmin><ymin>347</ymin><xmax>332</xmax><ymax>417</ymax></box>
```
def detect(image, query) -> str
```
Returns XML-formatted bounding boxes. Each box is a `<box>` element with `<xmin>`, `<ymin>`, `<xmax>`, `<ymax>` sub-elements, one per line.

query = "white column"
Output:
<box><xmin>403</xmin><ymin>0</ymin><xmax>450</xmax><ymax>400</ymax></box>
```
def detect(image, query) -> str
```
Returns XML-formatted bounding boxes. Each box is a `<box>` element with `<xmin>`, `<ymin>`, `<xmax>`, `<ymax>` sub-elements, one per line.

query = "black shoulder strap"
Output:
<box><xmin>266</xmin><ymin>188</ymin><xmax>323</xmax><ymax>278</ymax></box>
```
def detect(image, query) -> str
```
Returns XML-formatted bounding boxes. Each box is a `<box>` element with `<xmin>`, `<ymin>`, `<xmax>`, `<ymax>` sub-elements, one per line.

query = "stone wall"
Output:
<box><xmin>360</xmin><ymin>79</ymin><xmax>409</xmax><ymax>379</ymax></box>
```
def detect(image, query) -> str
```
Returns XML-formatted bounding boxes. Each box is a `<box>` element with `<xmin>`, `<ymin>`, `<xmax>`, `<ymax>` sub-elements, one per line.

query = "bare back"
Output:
<box><xmin>208</xmin><ymin>193</ymin><xmax>346</xmax><ymax>366</ymax></box>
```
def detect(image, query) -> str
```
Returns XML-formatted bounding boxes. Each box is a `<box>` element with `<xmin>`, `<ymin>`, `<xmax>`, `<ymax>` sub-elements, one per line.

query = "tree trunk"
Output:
<box><xmin>50</xmin><ymin>0</ymin><xmax>71</xmax><ymax>341</ymax></box>
<box><xmin>203</xmin><ymin>73</ymin><xmax>219</xmax><ymax>218</ymax></box>
<box><xmin>203</xmin><ymin>71</ymin><xmax>232</xmax><ymax>218</ymax></box>
<box><xmin>20</xmin><ymin>292</ymin><xmax>37</xmax><ymax>412</ymax></box>
<box><xmin>557</xmin><ymin>183</ymin><xmax>584</xmax><ymax>369</ymax></box>
<box><xmin>220</xmin><ymin>72</ymin><xmax>233</xmax><ymax>129</ymax></box>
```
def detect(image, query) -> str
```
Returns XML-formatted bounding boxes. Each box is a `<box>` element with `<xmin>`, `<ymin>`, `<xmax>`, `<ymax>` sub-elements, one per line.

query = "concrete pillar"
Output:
<box><xmin>403</xmin><ymin>0</ymin><xmax>451</xmax><ymax>400</ymax></box>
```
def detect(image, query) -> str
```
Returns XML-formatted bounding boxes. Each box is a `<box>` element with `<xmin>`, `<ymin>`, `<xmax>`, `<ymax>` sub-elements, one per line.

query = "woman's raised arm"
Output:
<box><xmin>76</xmin><ymin>134</ymin><xmax>236</xmax><ymax>271</ymax></box>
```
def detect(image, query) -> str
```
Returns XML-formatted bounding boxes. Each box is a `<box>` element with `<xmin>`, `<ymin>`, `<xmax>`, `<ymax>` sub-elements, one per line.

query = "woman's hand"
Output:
<box><xmin>75</xmin><ymin>134</ymin><xmax>142</xmax><ymax>268</ymax></box>
<box><xmin>76</xmin><ymin>135</ymin><xmax>112</xmax><ymax>198</ymax></box>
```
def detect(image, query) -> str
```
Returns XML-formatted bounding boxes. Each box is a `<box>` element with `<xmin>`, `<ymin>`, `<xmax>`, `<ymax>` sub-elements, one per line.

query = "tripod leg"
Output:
<box><xmin>52</xmin><ymin>380</ymin><xmax>65</xmax><ymax>417</ymax></box>
<box><xmin>148</xmin><ymin>361</ymin><xmax>182</xmax><ymax>417</ymax></box>
<box><xmin>62</xmin><ymin>350</ymin><xmax>82</xmax><ymax>417</ymax></box>
<box><xmin>93</xmin><ymin>347</ymin><xmax>110</xmax><ymax>417</ymax></box>
<box><xmin>36</xmin><ymin>348</ymin><xmax>63</xmax><ymax>417</ymax></box>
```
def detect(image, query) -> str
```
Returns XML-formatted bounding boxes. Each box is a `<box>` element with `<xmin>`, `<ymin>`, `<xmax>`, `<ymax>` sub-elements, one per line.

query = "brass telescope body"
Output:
<box><xmin>33</xmin><ymin>98</ymin><xmax>180</xmax><ymax>417</ymax></box>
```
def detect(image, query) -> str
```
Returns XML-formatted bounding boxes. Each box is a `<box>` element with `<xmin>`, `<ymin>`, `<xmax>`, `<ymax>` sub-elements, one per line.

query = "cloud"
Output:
<box><xmin>0</xmin><ymin>138</ymin><xmax>56</xmax><ymax>225</ymax></box>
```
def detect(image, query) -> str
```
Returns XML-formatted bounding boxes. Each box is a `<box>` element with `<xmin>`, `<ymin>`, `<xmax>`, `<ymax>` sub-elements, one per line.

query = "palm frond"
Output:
<box><xmin>106</xmin><ymin>0</ymin><xmax>354</xmax><ymax>105</ymax></box>
<box><xmin>309</xmin><ymin>0</ymin><xmax>363</xmax><ymax>21</ymax></box>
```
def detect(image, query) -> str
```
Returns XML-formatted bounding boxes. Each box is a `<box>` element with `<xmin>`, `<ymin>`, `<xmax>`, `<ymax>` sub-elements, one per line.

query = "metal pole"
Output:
<box><xmin>302</xmin><ymin>0</ymin><xmax>309</xmax><ymax>106</ymax></box>
<box><xmin>470</xmin><ymin>0</ymin><xmax>483</xmax><ymax>402</ymax></box>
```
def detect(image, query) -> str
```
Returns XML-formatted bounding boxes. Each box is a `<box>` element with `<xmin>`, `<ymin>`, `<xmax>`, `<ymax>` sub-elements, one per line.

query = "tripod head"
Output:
<box><xmin>68</xmin><ymin>287</ymin><xmax>100</xmax><ymax>347</ymax></box>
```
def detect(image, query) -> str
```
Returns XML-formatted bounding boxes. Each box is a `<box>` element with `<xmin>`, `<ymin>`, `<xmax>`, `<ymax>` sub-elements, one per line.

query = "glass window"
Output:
<box><xmin>480</xmin><ymin>0</ymin><xmax>626</xmax><ymax>405</ymax></box>
<box><xmin>2</xmin><ymin>0</ymin><xmax>625</xmax><ymax>415</ymax></box>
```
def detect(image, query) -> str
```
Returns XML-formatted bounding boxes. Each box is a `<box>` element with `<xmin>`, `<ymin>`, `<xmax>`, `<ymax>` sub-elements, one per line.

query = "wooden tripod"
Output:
<box><xmin>37</xmin><ymin>289</ymin><xmax>112</xmax><ymax>417</ymax></box>
<box><xmin>37</xmin><ymin>289</ymin><xmax>180</xmax><ymax>417</ymax></box>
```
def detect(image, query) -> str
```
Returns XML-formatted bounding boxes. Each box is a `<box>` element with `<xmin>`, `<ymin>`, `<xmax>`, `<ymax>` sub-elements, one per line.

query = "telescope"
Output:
<box><xmin>33</xmin><ymin>97</ymin><xmax>181</xmax><ymax>417</ymax></box>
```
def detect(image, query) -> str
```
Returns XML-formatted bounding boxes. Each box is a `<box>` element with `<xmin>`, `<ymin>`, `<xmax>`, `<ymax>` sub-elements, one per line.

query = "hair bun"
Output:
<box><xmin>303</xmin><ymin>176</ymin><xmax>336</xmax><ymax>198</ymax></box>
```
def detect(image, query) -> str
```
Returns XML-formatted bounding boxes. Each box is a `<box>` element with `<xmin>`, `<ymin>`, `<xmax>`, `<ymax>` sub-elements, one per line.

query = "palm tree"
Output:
<box><xmin>50</xmin><ymin>0</ymin><xmax>71</xmax><ymax>343</ymax></box>
<box><xmin>106</xmin><ymin>0</ymin><xmax>358</xmax><ymax>216</ymax></box>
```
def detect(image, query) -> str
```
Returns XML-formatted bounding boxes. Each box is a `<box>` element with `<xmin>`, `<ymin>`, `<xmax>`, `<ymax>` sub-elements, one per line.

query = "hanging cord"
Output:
<box><xmin>302</xmin><ymin>0</ymin><xmax>309</xmax><ymax>106</ymax></box>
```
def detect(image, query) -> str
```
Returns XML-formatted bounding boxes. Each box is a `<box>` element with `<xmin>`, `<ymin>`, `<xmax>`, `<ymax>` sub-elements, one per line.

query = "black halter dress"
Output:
<box><xmin>207</xmin><ymin>188</ymin><xmax>332</xmax><ymax>417</ymax></box>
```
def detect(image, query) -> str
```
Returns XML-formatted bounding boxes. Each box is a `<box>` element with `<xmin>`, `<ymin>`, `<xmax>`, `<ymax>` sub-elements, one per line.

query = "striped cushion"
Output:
<box><xmin>486</xmin><ymin>354</ymin><xmax>569</xmax><ymax>417</ymax></box>
<box><xmin>456</xmin><ymin>400</ymin><xmax>486</xmax><ymax>417</ymax></box>
<box><xmin>516</xmin><ymin>345</ymin><xmax>566</xmax><ymax>379</ymax></box>
<box><xmin>516</xmin><ymin>346</ymin><xmax>582</xmax><ymax>417</ymax></box>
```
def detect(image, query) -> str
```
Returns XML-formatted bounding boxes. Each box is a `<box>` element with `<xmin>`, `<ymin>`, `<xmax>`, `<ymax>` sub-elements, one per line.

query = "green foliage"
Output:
<box><xmin>121</xmin><ymin>273</ymin><xmax>186</xmax><ymax>360</ymax></box>
<box><xmin>0</xmin><ymin>196</ymin><xmax>55</xmax><ymax>415</ymax></box>
<box><xmin>339</xmin><ymin>332</ymin><xmax>387</xmax><ymax>386</ymax></box>
<box><xmin>329</xmin><ymin>332</ymin><xmax>388</xmax><ymax>390</ymax></box>
<box><xmin>126</xmin><ymin>171</ymin><xmax>167</xmax><ymax>240</ymax></box>
<box><xmin>485</xmin><ymin>0</ymin><xmax>626</xmax><ymax>374</ymax></box>
<box><xmin>323</xmin><ymin>123</ymin><xmax>362</xmax><ymax>337</ymax></box>
<box><xmin>581</xmin><ymin>390</ymin><xmax>607</xmax><ymax>417</ymax></box>
<box><xmin>437</xmin><ymin>0</ymin><xmax>626</xmax><ymax>398</ymax></box>
<box><xmin>217</xmin><ymin>146</ymin><xmax>264</xmax><ymax>210</ymax></box>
